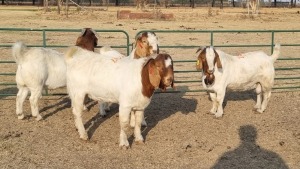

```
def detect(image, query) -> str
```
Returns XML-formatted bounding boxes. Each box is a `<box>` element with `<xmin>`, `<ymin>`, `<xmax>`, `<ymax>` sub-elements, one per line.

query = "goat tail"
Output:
<box><xmin>65</xmin><ymin>47</ymin><xmax>79</xmax><ymax>62</ymax></box>
<box><xmin>271</xmin><ymin>44</ymin><xmax>280</xmax><ymax>62</ymax></box>
<box><xmin>12</xmin><ymin>41</ymin><xmax>27</xmax><ymax>64</ymax></box>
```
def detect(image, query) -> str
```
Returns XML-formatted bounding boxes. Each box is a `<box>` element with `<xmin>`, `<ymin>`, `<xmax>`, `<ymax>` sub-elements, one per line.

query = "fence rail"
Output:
<box><xmin>0</xmin><ymin>28</ymin><xmax>299</xmax><ymax>97</ymax></box>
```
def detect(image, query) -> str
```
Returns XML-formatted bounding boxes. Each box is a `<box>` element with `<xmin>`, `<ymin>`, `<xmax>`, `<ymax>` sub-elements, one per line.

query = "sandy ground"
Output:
<box><xmin>0</xmin><ymin>5</ymin><xmax>299</xmax><ymax>169</ymax></box>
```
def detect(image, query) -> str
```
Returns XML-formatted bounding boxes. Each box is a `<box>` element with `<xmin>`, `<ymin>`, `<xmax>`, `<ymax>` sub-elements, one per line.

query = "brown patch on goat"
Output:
<box><xmin>213</xmin><ymin>49</ymin><xmax>222</xmax><ymax>69</ymax></box>
<box><xmin>196</xmin><ymin>47</ymin><xmax>222</xmax><ymax>85</ymax></box>
<box><xmin>134</xmin><ymin>36</ymin><xmax>151</xmax><ymax>59</ymax></box>
<box><xmin>141</xmin><ymin>54</ymin><xmax>174</xmax><ymax>98</ymax></box>
<box><xmin>75</xmin><ymin>28</ymin><xmax>98</xmax><ymax>52</ymax></box>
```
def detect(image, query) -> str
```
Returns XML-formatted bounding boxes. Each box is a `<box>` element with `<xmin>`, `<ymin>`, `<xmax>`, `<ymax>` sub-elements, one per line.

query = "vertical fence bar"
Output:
<box><xmin>42</xmin><ymin>30</ymin><xmax>49</xmax><ymax>95</ymax></box>
<box><xmin>210</xmin><ymin>31</ymin><xmax>214</xmax><ymax>46</ymax></box>
<box><xmin>43</xmin><ymin>30</ymin><xmax>46</xmax><ymax>48</ymax></box>
<box><xmin>271</xmin><ymin>31</ymin><xmax>275</xmax><ymax>53</ymax></box>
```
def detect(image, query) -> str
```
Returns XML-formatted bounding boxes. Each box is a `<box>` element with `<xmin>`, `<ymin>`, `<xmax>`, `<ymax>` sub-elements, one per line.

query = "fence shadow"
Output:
<box><xmin>0</xmin><ymin>87</ymin><xmax>17</xmax><ymax>99</ymax></box>
<box><xmin>212</xmin><ymin>125</ymin><xmax>289</xmax><ymax>169</ymax></box>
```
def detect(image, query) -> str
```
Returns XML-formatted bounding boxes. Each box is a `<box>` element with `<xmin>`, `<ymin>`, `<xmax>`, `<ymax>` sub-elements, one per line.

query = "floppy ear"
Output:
<box><xmin>196</xmin><ymin>47</ymin><xmax>204</xmax><ymax>70</ymax></box>
<box><xmin>213</xmin><ymin>50</ymin><xmax>222</xmax><ymax>68</ymax></box>
<box><xmin>147</xmin><ymin>60</ymin><xmax>161</xmax><ymax>88</ymax></box>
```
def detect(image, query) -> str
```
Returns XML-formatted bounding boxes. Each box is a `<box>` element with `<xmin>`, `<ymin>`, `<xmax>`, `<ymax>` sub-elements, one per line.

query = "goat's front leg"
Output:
<box><xmin>72</xmin><ymin>94</ymin><xmax>88</xmax><ymax>140</ymax></box>
<box><xmin>16</xmin><ymin>86</ymin><xmax>29</xmax><ymax>120</ymax></box>
<box><xmin>209</xmin><ymin>92</ymin><xmax>218</xmax><ymax>114</ymax></box>
<box><xmin>215</xmin><ymin>90</ymin><xmax>226</xmax><ymax>118</ymax></box>
<box><xmin>134</xmin><ymin>110</ymin><xmax>144</xmax><ymax>144</ymax></box>
<box><xmin>29</xmin><ymin>87</ymin><xmax>43</xmax><ymax>121</ymax></box>
<box><xmin>119</xmin><ymin>106</ymin><xmax>131</xmax><ymax>149</ymax></box>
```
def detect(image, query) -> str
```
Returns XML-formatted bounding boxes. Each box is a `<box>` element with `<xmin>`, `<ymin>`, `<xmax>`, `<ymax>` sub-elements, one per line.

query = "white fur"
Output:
<box><xmin>98</xmin><ymin>32</ymin><xmax>159</xmax><ymax>127</ymax></box>
<box><xmin>200</xmin><ymin>44</ymin><xmax>280</xmax><ymax>118</ymax></box>
<box><xmin>65</xmin><ymin>47</ymin><xmax>154</xmax><ymax>148</ymax></box>
<box><xmin>12</xmin><ymin>41</ymin><xmax>66</xmax><ymax>121</ymax></box>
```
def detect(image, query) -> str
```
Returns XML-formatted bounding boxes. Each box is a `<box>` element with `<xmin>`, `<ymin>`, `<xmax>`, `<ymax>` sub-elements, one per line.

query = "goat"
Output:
<box><xmin>65</xmin><ymin>46</ymin><xmax>174</xmax><ymax>148</ymax></box>
<box><xmin>98</xmin><ymin>32</ymin><xmax>159</xmax><ymax>127</ymax></box>
<box><xmin>195</xmin><ymin>44</ymin><xmax>280</xmax><ymax>118</ymax></box>
<box><xmin>12</xmin><ymin>28</ymin><xmax>98</xmax><ymax>121</ymax></box>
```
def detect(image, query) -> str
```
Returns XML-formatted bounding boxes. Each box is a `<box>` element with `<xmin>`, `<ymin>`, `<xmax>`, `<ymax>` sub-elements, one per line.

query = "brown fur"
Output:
<box><xmin>134</xmin><ymin>36</ymin><xmax>152</xmax><ymax>59</ymax></box>
<box><xmin>196</xmin><ymin>47</ymin><xmax>222</xmax><ymax>85</ymax></box>
<box><xmin>141</xmin><ymin>54</ymin><xmax>174</xmax><ymax>98</ymax></box>
<box><xmin>75</xmin><ymin>28</ymin><xmax>98</xmax><ymax>52</ymax></box>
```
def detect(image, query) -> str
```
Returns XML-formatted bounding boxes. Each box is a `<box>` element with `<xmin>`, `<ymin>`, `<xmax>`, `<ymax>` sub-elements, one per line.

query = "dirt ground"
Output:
<box><xmin>0</xmin><ymin>5</ymin><xmax>299</xmax><ymax>169</ymax></box>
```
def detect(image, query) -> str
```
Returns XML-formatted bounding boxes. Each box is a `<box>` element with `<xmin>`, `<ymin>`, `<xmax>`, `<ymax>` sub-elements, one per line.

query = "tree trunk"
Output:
<box><xmin>44</xmin><ymin>0</ymin><xmax>49</xmax><ymax>12</ymax></box>
<box><xmin>232</xmin><ymin>0</ymin><xmax>235</xmax><ymax>7</ymax></box>
<box><xmin>220</xmin><ymin>0</ymin><xmax>223</xmax><ymax>9</ymax></box>
<box><xmin>57</xmin><ymin>0</ymin><xmax>61</xmax><ymax>14</ymax></box>
<box><xmin>274</xmin><ymin>0</ymin><xmax>277</xmax><ymax>7</ymax></box>
<box><xmin>115</xmin><ymin>0</ymin><xmax>119</xmax><ymax>6</ymax></box>
<box><xmin>212</xmin><ymin>0</ymin><xmax>215</xmax><ymax>7</ymax></box>
<box><xmin>65</xmin><ymin>0</ymin><xmax>69</xmax><ymax>17</ymax></box>
<box><xmin>190</xmin><ymin>0</ymin><xmax>195</xmax><ymax>8</ymax></box>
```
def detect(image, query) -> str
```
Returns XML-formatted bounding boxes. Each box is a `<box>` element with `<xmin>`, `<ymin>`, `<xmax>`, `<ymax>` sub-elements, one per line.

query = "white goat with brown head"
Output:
<box><xmin>65</xmin><ymin>46</ymin><xmax>174</xmax><ymax>148</ymax></box>
<box><xmin>196</xmin><ymin>44</ymin><xmax>280</xmax><ymax>118</ymax></box>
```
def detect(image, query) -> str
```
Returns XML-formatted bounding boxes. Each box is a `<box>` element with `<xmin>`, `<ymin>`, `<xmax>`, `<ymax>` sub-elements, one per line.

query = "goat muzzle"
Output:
<box><xmin>204</xmin><ymin>71</ymin><xmax>215</xmax><ymax>85</ymax></box>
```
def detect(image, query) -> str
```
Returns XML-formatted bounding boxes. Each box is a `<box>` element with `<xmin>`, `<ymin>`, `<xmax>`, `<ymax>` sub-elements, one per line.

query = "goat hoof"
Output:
<box><xmin>135</xmin><ymin>140</ymin><xmax>144</xmax><ymax>145</ymax></box>
<box><xmin>80</xmin><ymin>134</ymin><xmax>89</xmax><ymax>141</ymax></box>
<box><xmin>17</xmin><ymin>114</ymin><xmax>25</xmax><ymax>120</ymax></box>
<box><xmin>35</xmin><ymin>115</ymin><xmax>43</xmax><ymax>121</ymax></box>
<box><xmin>119</xmin><ymin>145</ymin><xmax>129</xmax><ymax>150</ymax></box>
<box><xmin>256</xmin><ymin>109</ymin><xmax>264</xmax><ymax>114</ymax></box>
<box><xmin>214</xmin><ymin>113</ymin><xmax>223</xmax><ymax>118</ymax></box>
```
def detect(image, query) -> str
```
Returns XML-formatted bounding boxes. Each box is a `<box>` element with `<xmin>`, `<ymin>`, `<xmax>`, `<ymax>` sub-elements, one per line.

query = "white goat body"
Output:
<box><xmin>196</xmin><ymin>44</ymin><xmax>280</xmax><ymax>117</ymax></box>
<box><xmin>97</xmin><ymin>32</ymin><xmax>159</xmax><ymax>127</ymax></box>
<box><xmin>65</xmin><ymin>46</ymin><xmax>174</xmax><ymax>148</ymax></box>
<box><xmin>12</xmin><ymin>42</ymin><xmax>66</xmax><ymax>120</ymax></box>
<box><xmin>12</xmin><ymin>28</ymin><xmax>98</xmax><ymax>120</ymax></box>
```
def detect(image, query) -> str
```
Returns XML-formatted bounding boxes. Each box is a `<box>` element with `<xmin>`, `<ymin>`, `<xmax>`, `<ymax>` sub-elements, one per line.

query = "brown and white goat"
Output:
<box><xmin>196</xmin><ymin>44</ymin><xmax>280</xmax><ymax>118</ymax></box>
<box><xmin>65</xmin><ymin>46</ymin><xmax>174</xmax><ymax>148</ymax></box>
<box><xmin>12</xmin><ymin>28</ymin><xmax>98</xmax><ymax>121</ymax></box>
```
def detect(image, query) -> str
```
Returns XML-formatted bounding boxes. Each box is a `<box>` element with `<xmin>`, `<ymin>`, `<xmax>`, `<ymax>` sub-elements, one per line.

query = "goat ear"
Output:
<box><xmin>148</xmin><ymin>60</ymin><xmax>161</xmax><ymax>88</ymax></box>
<box><xmin>214</xmin><ymin>50</ymin><xmax>222</xmax><ymax>68</ymax></box>
<box><xmin>80</xmin><ymin>28</ymin><xmax>87</xmax><ymax>37</ymax></box>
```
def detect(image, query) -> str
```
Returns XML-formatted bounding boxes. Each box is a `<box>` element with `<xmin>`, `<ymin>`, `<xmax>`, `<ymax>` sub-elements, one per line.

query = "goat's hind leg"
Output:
<box><xmin>72</xmin><ymin>94</ymin><xmax>88</xmax><ymax>140</ymax></box>
<box><xmin>29</xmin><ymin>87</ymin><xmax>43</xmax><ymax>121</ymax></box>
<box><xmin>16</xmin><ymin>86</ymin><xmax>29</xmax><ymax>120</ymax></box>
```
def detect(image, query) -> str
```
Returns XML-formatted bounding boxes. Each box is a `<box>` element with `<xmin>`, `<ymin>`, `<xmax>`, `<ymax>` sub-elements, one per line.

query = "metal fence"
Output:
<box><xmin>0</xmin><ymin>28</ymin><xmax>299</xmax><ymax>97</ymax></box>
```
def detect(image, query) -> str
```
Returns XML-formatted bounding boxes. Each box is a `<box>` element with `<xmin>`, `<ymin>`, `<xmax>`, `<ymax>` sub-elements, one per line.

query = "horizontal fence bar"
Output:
<box><xmin>1</xmin><ymin>29</ymin><xmax>300</xmax><ymax>96</ymax></box>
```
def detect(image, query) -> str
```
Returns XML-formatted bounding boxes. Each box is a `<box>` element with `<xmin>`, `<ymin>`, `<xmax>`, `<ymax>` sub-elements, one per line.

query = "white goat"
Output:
<box><xmin>196</xmin><ymin>44</ymin><xmax>280</xmax><ymax>118</ymax></box>
<box><xmin>65</xmin><ymin>46</ymin><xmax>174</xmax><ymax>148</ymax></box>
<box><xmin>12</xmin><ymin>28</ymin><xmax>98</xmax><ymax>120</ymax></box>
<box><xmin>98</xmin><ymin>32</ymin><xmax>159</xmax><ymax>127</ymax></box>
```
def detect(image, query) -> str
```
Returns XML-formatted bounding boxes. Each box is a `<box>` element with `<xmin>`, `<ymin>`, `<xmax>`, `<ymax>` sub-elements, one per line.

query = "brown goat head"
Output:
<box><xmin>134</xmin><ymin>32</ymin><xmax>159</xmax><ymax>59</ymax></box>
<box><xmin>75</xmin><ymin>28</ymin><xmax>98</xmax><ymax>52</ymax></box>
<box><xmin>141</xmin><ymin>54</ymin><xmax>174</xmax><ymax>98</ymax></box>
<box><xmin>196</xmin><ymin>46</ymin><xmax>222</xmax><ymax>85</ymax></box>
